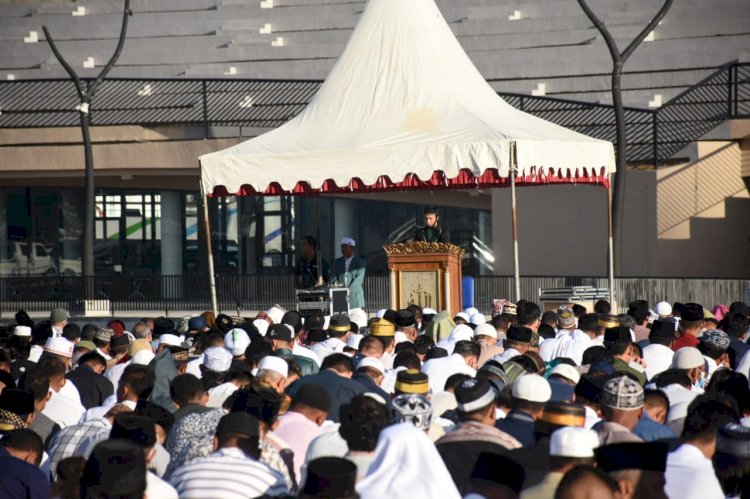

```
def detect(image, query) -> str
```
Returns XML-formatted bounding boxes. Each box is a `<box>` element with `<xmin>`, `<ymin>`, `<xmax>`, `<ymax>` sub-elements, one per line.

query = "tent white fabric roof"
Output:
<box><xmin>200</xmin><ymin>0</ymin><xmax>615</xmax><ymax>196</ymax></box>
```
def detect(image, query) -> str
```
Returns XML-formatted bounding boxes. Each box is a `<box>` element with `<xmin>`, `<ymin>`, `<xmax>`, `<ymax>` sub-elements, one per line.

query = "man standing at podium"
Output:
<box><xmin>415</xmin><ymin>205</ymin><xmax>450</xmax><ymax>243</ymax></box>
<box><xmin>332</xmin><ymin>237</ymin><xmax>366</xmax><ymax>310</ymax></box>
<box><xmin>294</xmin><ymin>235</ymin><xmax>329</xmax><ymax>288</ymax></box>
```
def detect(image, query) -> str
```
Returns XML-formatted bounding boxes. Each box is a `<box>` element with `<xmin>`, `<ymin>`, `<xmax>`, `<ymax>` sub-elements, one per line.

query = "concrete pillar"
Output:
<box><xmin>0</xmin><ymin>190</ymin><xmax>7</xmax><ymax>303</ymax></box>
<box><xmin>0</xmin><ymin>190</ymin><xmax>7</xmax><ymax>264</ymax></box>
<box><xmin>160</xmin><ymin>191</ymin><xmax>183</xmax><ymax>298</ymax></box>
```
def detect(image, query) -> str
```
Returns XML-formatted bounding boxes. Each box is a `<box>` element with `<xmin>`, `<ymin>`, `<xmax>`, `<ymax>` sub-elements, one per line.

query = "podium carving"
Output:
<box><xmin>383</xmin><ymin>241</ymin><xmax>464</xmax><ymax>317</ymax></box>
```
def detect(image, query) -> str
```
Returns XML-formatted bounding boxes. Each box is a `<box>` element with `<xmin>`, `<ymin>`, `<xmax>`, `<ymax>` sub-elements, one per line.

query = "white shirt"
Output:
<box><xmin>96</xmin><ymin>348</ymin><xmax>112</xmax><ymax>361</ymax></box>
<box><xmin>491</xmin><ymin>347</ymin><xmax>521</xmax><ymax>365</ymax></box>
<box><xmin>661</xmin><ymin>383</ymin><xmax>700</xmax><ymax>409</ymax></box>
<box><xmin>703</xmin><ymin>356</ymin><xmax>721</xmax><ymax>384</ymax></box>
<box><xmin>301</xmin><ymin>425</ymin><xmax>348</xmax><ymax>488</ymax></box>
<box><xmin>207</xmin><ymin>382</ymin><xmax>239</xmax><ymax>408</ymax></box>
<box><xmin>380</xmin><ymin>351</ymin><xmax>395</xmax><ymax>371</ymax></box>
<box><xmin>541</xmin><ymin>329</ymin><xmax>590</xmax><ymax>364</ymax></box>
<box><xmin>569</xmin><ymin>333</ymin><xmax>595</xmax><ymax>366</ymax></box>
<box><xmin>538</xmin><ymin>330</ymin><xmax>568</xmax><ymax>362</ymax></box>
<box><xmin>665</xmin><ymin>443</ymin><xmax>724</xmax><ymax>499</ymax></box>
<box><xmin>147</xmin><ymin>471</ymin><xmax>178</xmax><ymax>499</ymax></box>
<box><xmin>381</xmin><ymin>366</ymin><xmax>407</xmax><ymax>394</ymax></box>
<box><xmin>42</xmin><ymin>390</ymin><xmax>86</xmax><ymax>428</ymax></box>
<box><xmin>104</xmin><ymin>361</ymin><xmax>129</xmax><ymax>388</ymax></box>
<box><xmin>28</xmin><ymin>345</ymin><xmax>44</xmax><ymax>363</ymax></box>
<box><xmin>421</xmin><ymin>353</ymin><xmax>476</xmax><ymax>393</ymax></box>
<box><xmin>584</xmin><ymin>405</ymin><xmax>602</xmax><ymax>429</ymax></box>
<box><xmin>344</xmin><ymin>256</ymin><xmax>353</xmax><ymax>273</ymax></box>
<box><xmin>185</xmin><ymin>354</ymin><xmax>205</xmax><ymax>378</ymax></box>
<box><xmin>310</xmin><ymin>337</ymin><xmax>346</xmax><ymax>360</ymax></box>
<box><xmin>60</xmin><ymin>378</ymin><xmax>83</xmax><ymax>406</ymax></box>
<box><xmin>642</xmin><ymin>343</ymin><xmax>675</xmax><ymax>381</ymax></box>
<box><xmin>394</xmin><ymin>331</ymin><xmax>411</xmax><ymax>345</ymax></box>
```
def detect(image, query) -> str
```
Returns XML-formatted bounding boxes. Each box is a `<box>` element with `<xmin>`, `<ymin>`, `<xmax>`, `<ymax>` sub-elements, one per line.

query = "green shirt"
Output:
<box><xmin>274</xmin><ymin>348</ymin><xmax>319</xmax><ymax>377</ymax></box>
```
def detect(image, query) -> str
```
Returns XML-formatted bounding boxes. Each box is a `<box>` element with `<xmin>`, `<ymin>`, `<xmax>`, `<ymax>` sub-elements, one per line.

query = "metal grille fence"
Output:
<box><xmin>1</xmin><ymin>63</ymin><xmax>748</xmax><ymax>166</ymax></box>
<box><xmin>0</xmin><ymin>274</ymin><xmax>746</xmax><ymax>316</ymax></box>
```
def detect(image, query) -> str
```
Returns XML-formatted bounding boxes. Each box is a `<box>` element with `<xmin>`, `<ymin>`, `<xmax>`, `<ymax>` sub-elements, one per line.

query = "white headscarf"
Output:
<box><xmin>436</xmin><ymin>324</ymin><xmax>474</xmax><ymax>354</ymax></box>
<box><xmin>356</xmin><ymin>423</ymin><xmax>461</xmax><ymax>499</ymax></box>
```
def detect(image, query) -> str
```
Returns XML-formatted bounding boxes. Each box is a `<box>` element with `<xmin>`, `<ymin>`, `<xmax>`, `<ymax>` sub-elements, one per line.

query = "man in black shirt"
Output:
<box><xmin>415</xmin><ymin>206</ymin><xmax>450</xmax><ymax>243</ymax></box>
<box><xmin>294</xmin><ymin>235</ymin><xmax>329</xmax><ymax>288</ymax></box>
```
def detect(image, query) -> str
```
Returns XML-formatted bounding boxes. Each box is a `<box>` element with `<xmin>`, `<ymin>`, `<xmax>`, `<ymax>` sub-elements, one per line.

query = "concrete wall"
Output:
<box><xmin>490</xmin><ymin>183</ymin><xmax>611</xmax><ymax>276</ymax></box>
<box><xmin>490</xmin><ymin>148</ymin><xmax>750</xmax><ymax>278</ymax></box>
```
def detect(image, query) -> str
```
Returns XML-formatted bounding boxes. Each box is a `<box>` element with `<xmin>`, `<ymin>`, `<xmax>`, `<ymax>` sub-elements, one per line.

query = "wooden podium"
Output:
<box><xmin>383</xmin><ymin>241</ymin><xmax>464</xmax><ymax>317</ymax></box>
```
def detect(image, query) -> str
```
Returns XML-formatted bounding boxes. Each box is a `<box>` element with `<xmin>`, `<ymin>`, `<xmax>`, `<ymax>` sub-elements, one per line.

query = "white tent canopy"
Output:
<box><xmin>200</xmin><ymin>0</ymin><xmax>615</xmax><ymax>196</ymax></box>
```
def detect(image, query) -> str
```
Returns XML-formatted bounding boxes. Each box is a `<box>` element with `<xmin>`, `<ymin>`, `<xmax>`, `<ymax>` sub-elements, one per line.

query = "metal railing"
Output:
<box><xmin>1</xmin><ymin>62</ymin><xmax>748</xmax><ymax>166</ymax></box>
<box><xmin>1</xmin><ymin>274</ymin><xmax>746</xmax><ymax>316</ymax></box>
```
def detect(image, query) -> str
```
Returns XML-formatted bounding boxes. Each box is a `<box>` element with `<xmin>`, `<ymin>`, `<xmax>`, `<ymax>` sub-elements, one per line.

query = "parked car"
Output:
<box><xmin>0</xmin><ymin>241</ymin><xmax>57</xmax><ymax>276</ymax></box>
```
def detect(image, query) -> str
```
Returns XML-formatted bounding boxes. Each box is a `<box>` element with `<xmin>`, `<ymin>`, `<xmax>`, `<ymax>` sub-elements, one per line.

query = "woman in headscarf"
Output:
<box><xmin>356</xmin><ymin>422</ymin><xmax>461</xmax><ymax>499</ymax></box>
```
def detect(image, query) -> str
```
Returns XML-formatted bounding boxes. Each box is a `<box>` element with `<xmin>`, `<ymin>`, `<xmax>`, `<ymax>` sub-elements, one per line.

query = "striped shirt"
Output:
<box><xmin>170</xmin><ymin>447</ymin><xmax>288</xmax><ymax>498</ymax></box>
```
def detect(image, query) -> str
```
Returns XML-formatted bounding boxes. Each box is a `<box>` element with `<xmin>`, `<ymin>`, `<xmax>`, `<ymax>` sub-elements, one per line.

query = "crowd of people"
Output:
<box><xmin>0</xmin><ymin>297</ymin><xmax>749</xmax><ymax>499</ymax></box>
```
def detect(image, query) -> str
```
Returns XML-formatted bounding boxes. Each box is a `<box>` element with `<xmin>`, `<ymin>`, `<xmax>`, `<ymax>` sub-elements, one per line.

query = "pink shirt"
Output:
<box><xmin>272</xmin><ymin>410</ymin><xmax>325</xmax><ymax>481</ymax></box>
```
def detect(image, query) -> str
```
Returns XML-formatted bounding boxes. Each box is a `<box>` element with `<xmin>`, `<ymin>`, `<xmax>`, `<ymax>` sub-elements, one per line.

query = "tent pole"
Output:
<box><xmin>200</xmin><ymin>180</ymin><xmax>219</xmax><ymax>317</ymax></box>
<box><xmin>510</xmin><ymin>142</ymin><xmax>521</xmax><ymax>302</ymax></box>
<box><xmin>607</xmin><ymin>177</ymin><xmax>616</xmax><ymax>313</ymax></box>
<box><xmin>315</xmin><ymin>196</ymin><xmax>323</xmax><ymax>286</ymax></box>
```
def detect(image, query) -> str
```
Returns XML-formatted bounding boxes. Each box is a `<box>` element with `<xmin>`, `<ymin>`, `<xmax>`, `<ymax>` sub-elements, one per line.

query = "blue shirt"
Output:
<box><xmin>633</xmin><ymin>413</ymin><xmax>676</xmax><ymax>442</ymax></box>
<box><xmin>495</xmin><ymin>410</ymin><xmax>536</xmax><ymax>447</ymax></box>
<box><xmin>0</xmin><ymin>446</ymin><xmax>51</xmax><ymax>499</ymax></box>
<box><xmin>286</xmin><ymin>370</ymin><xmax>366</xmax><ymax>423</ymax></box>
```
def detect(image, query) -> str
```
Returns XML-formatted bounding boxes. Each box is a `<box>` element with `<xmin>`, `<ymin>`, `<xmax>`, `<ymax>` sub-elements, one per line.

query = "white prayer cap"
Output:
<box><xmin>224</xmin><ymin>328</ymin><xmax>251</xmax><ymax>356</ymax></box>
<box><xmin>376</xmin><ymin>309</ymin><xmax>387</xmax><ymax>319</ymax></box>
<box><xmin>655</xmin><ymin>301</ymin><xmax>672</xmax><ymax>317</ymax></box>
<box><xmin>463</xmin><ymin>307</ymin><xmax>479</xmax><ymax>316</ymax></box>
<box><xmin>549</xmin><ymin>364</ymin><xmax>581</xmax><ymax>385</ymax></box>
<box><xmin>253</xmin><ymin>318</ymin><xmax>269</xmax><ymax>337</ymax></box>
<box><xmin>158</xmin><ymin>334</ymin><xmax>182</xmax><ymax>347</ymax></box>
<box><xmin>266</xmin><ymin>304</ymin><xmax>287</xmax><ymax>324</ymax></box>
<box><xmin>258</xmin><ymin>356</ymin><xmax>288</xmax><ymax>377</ymax></box>
<box><xmin>448</xmin><ymin>324</ymin><xmax>474</xmax><ymax>343</ymax></box>
<box><xmin>473</xmin><ymin>324</ymin><xmax>497</xmax><ymax>339</ymax></box>
<box><xmin>44</xmin><ymin>337</ymin><xmax>74</xmax><ymax>358</ymax></box>
<box><xmin>348</xmin><ymin>308</ymin><xmax>368</xmax><ymax>329</ymax></box>
<box><xmin>671</xmin><ymin>347</ymin><xmax>704</xmax><ymax>369</ymax></box>
<box><xmin>131</xmin><ymin>349</ymin><xmax>155</xmax><ymax>366</ymax></box>
<box><xmin>454</xmin><ymin>312</ymin><xmax>470</xmax><ymax>322</ymax></box>
<box><xmin>512</xmin><ymin>374</ymin><xmax>552</xmax><ymax>403</ymax></box>
<box><xmin>469</xmin><ymin>312</ymin><xmax>486</xmax><ymax>325</ymax></box>
<box><xmin>340</xmin><ymin>237</ymin><xmax>356</xmax><ymax>247</ymax></box>
<box><xmin>550</xmin><ymin>427</ymin><xmax>600</xmax><ymax>458</ymax></box>
<box><xmin>357</xmin><ymin>356</ymin><xmax>385</xmax><ymax>375</ymax></box>
<box><xmin>346</xmin><ymin>333</ymin><xmax>364</xmax><ymax>350</ymax></box>
<box><xmin>363</xmin><ymin>393</ymin><xmax>387</xmax><ymax>405</ymax></box>
<box><xmin>13</xmin><ymin>325</ymin><xmax>31</xmax><ymax>337</ymax></box>
<box><xmin>203</xmin><ymin>346</ymin><xmax>233</xmax><ymax>372</ymax></box>
<box><xmin>422</xmin><ymin>308</ymin><xmax>437</xmax><ymax>315</ymax></box>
